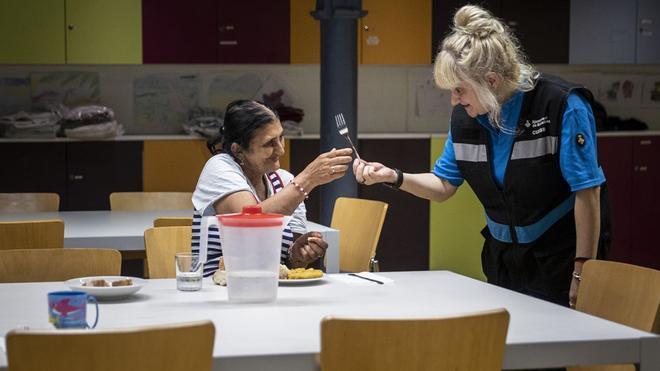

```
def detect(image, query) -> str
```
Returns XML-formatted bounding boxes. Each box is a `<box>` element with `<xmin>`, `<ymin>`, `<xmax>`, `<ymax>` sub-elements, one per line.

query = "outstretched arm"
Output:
<box><xmin>353</xmin><ymin>159</ymin><xmax>457</xmax><ymax>203</ymax></box>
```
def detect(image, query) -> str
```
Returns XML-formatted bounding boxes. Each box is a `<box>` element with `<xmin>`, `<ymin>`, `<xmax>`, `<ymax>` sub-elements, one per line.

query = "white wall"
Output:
<box><xmin>1</xmin><ymin>63</ymin><xmax>659</xmax><ymax>134</ymax></box>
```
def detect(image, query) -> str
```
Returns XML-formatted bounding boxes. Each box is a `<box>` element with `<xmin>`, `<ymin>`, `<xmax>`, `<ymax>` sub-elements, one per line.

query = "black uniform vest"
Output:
<box><xmin>450</xmin><ymin>75</ymin><xmax>596</xmax><ymax>245</ymax></box>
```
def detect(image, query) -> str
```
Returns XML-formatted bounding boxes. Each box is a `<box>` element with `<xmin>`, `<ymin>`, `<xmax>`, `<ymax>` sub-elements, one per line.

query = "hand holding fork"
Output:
<box><xmin>334</xmin><ymin>113</ymin><xmax>362</xmax><ymax>162</ymax></box>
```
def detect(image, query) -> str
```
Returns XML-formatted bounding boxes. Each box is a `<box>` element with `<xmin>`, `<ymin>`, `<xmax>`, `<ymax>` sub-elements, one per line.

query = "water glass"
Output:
<box><xmin>175</xmin><ymin>253</ymin><xmax>203</xmax><ymax>291</ymax></box>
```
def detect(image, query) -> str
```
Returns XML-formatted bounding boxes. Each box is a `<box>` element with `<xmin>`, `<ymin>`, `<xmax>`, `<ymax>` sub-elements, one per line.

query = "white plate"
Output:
<box><xmin>65</xmin><ymin>276</ymin><xmax>146</xmax><ymax>299</ymax></box>
<box><xmin>279</xmin><ymin>276</ymin><xmax>324</xmax><ymax>284</ymax></box>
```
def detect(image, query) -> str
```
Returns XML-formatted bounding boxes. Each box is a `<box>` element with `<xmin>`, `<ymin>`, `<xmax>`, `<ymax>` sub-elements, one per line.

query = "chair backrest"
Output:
<box><xmin>0</xmin><ymin>248</ymin><xmax>121</xmax><ymax>283</ymax></box>
<box><xmin>0</xmin><ymin>193</ymin><xmax>60</xmax><ymax>213</ymax></box>
<box><xmin>153</xmin><ymin>216</ymin><xmax>193</xmax><ymax>227</ymax></box>
<box><xmin>6</xmin><ymin>320</ymin><xmax>215</xmax><ymax>371</ymax></box>
<box><xmin>576</xmin><ymin>260</ymin><xmax>660</xmax><ymax>333</ymax></box>
<box><xmin>321</xmin><ymin>308</ymin><xmax>509</xmax><ymax>371</ymax></box>
<box><xmin>109</xmin><ymin>192</ymin><xmax>193</xmax><ymax>211</ymax></box>
<box><xmin>330</xmin><ymin>197</ymin><xmax>388</xmax><ymax>272</ymax></box>
<box><xmin>0</xmin><ymin>219</ymin><xmax>64</xmax><ymax>250</ymax></box>
<box><xmin>144</xmin><ymin>226</ymin><xmax>192</xmax><ymax>278</ymax></box>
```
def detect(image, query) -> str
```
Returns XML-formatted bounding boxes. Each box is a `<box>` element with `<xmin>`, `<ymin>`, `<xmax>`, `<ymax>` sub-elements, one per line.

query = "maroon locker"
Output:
<box><xmin>142</xmin><ymin>0</ymin><xmax>218</xmax><ymax>63</ymax></box>
<box><xmin>597</xmin><ymin>136</ymin><xmax>633</xmax><ymax>263</ymax></box>
<box><xmin>217</xmin><ymin>0</ymin><xmax>290</xmax><ymax>63</ymax></box>
<box><xmin>630</xmin><ymin>136</ymin><xmax>660</xmax><ymax>269</ymax></box>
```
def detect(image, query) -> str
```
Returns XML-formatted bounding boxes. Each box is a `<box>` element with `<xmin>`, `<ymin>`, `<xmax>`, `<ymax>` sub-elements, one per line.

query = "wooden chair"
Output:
<box><xmin>144</xmin><ymin>226</ymin><xmax>192</xmax><ymax>278</ymax></box>
<box><xmin>569</xmin><ymin>260</ymin><xmax>660</xmax><ymax>371</ymax></box>
<box><xmin>109</xmin><ymin>192</ymin><xmax>193</xmax><ymax>211</ymax></box>
<box><xmin>0</xmin><ymin>248</ymin><xmax>121</xmax><ymax>283</ymax></box>
<box><xmin>330</xmin><ymin>197</ymin><xmax>388</xmax><ymax>272</ymax></box>
<box><xmin>0</xmin><ymin>193</ymin><xmax>60</xmax><ymax>213</ymax></box>
<box><xmin>320</xmin><ymin>308</ymin><xmax>509</xmax><ymax>371</ymax></box>
<box><xmin>6</xmin><ymin>320</ymin><xmax>215</xmax><ymax>371</ymax></box>
<box><xmin>153</xmin><ymin>216</ymin><xmax>193</xmax><ymax>227</ymax></box>
<box><xmin>0</xmin><ymin>219</ymin><xmax>64</xmax><ymax>250</ymax></box>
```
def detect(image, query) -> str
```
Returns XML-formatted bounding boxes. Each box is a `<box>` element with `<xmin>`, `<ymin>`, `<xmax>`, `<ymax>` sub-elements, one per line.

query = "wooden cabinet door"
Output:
<box><xmin>630</xmin><ymin>136</ymin><xmax>660</xmax><ymax>270</ymax></box>
<box><xmin>500</xmin><ymin>0</ymin><xmax>569</xmax><ymax>64</ymax></box>
<box><xmin>361</xmin><ymin>0</ymin><xmax>432</xmax><ymax>64</ymax></box>
<box><xmin>637</xmin><ymin>0</ymin><xmax>660</xmax><ymax>63</ymax></box>
<box><xmin>597</xmin><ymin>136</ymin><xmax>633</xmax><ymax>264</ymax></box>
<box><xmin>65</xmin><ymin>142</ymin><xmax>142</xmax><ymax>210</ymax></box>
<box><xmin>0</xmin><ymin>0</ymin><xmax>65</xmax><ymax>64</ymax></box>
<box><xmin>290</xmin><ymin>0</ymin><xmax>320</xmax><ymax>64</ymax></box>
<box><xmin>359</xmin><ymin>139</ymin><xmax>430</xmax><ymax>271</ymax></box>
<box><xmin>142</xmin><ymin>0</ymin><xmax>218</xmax><ymax>63</ymax></box>
<box><xmin>569</xmin><ymin>0</ymin><xmax>637</xmax><ymax>64</ymax></box>
<box><xmin>65</xmin><ymin>0</ymin><xmax>142</xmax><ymax>64</ymax></box>
<box><xmin>0</xmin><ymin>142</ymin><xmax>67</xmax><ymax>205</ymax></box>
<box><xmin>217</xmin><ymin>0</ymin><xmax>290</xmax><ymax>63</ymax></box>
<box><xmin>143</xmin><ymin>140</ymin><xmax>210</xmax><ymax>192</ymax></box>
<box><xmin>431</xmin><ymin>0</ymin><xmax>501</xmax><ymax>61</ymax></box>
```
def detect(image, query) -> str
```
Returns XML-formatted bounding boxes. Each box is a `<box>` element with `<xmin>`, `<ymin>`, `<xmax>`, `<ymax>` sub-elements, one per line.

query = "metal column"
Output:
<box><xmin>312</xmin><ymin>0</ymin><xmax>366</xmax><ymax>226</ymax></box>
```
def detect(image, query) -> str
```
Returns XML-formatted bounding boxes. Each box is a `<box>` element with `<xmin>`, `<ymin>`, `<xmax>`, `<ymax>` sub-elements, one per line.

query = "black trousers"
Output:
<box><xmin>480</xmin><ymin>213</ymin><xmax>576</xmax><ymax>307</ymax></box>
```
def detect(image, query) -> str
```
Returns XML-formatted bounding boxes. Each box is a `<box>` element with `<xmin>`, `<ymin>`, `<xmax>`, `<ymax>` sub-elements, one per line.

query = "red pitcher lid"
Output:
<box><xmin>219</xmin><ymin>205</ymin><xmax>283</xmax><ymax>227</ymax></box>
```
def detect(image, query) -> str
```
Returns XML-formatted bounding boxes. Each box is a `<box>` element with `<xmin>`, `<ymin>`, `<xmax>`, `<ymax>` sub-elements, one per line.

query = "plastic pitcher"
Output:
<box><xmin>200</xmin><ymin>205</ymin><xmax>284</xmax><ymax>303</ymax></box>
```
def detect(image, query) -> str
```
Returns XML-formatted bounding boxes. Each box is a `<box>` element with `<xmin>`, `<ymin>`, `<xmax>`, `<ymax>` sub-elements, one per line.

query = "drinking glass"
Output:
<box><xmin>175</xmin><ymin>253</ymin><xmax>203</xmax><ymax>291</ymax></box>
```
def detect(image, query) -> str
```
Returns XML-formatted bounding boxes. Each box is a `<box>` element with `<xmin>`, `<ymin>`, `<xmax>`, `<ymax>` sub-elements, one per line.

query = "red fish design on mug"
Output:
<box><xmin>50</xmin><ymin>298</ymin><xmax>81</xmax><ymax>318</ymax></box>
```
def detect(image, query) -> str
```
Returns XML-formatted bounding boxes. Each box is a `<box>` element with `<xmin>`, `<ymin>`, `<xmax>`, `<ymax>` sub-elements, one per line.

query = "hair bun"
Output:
<box><xmin>453</xmin><ymin>5</ymin><xmax>503</xmax><ymax>39</ymax></box>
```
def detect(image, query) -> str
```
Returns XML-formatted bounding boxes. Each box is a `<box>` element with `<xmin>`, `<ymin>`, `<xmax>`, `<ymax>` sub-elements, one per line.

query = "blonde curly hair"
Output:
<box><xmin>433</xmin><ymin>5</ymin><xmax>537</xmax><ymax>131</ymax></box>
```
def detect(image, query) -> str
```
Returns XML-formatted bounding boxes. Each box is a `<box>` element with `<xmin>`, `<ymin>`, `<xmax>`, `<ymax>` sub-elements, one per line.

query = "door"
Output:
<box><xmin>65</xmin><ymin>142</ymin><xmax>143</xmax><ymax>210</ymax></box>
<box><xmin>637</xmin><ymin>0</ymin><xmax>660</xmax><ymax>63</ymax></box>
<box><xmin>0</xmin><ymin>0</ymin><xmax>65</xmax><ymax>64</ymax></box>
<box><xmin>431</xmin><ymin>0</ymin><xmax>501</xmax><ymax>61</ymax></box>
<box><xmin>290</xmin><ymin>0</ymin><xmax>320</xmax><ymax>64</ymax></box>
<box><xmin>66</xmin><ymin>0</ymin><xmax>142</xmax><ymax>64</ymax></box>
<box><xmin>359</xmin><ymin>139</ymin><xmax>430</xmax><ymax>271</ymax></box>
<box><xmin>597</xmin><ymin>136</ymin><xmax>633</xmax><ymax>263</ymax></box>
<box><xmin>0</xmin><ymin>142</ymin><xmax>67</xmax><ymax>205</ymax></box>
<box><xmin>500</xmin><ymin>0</ymin><xmax>569</xmax><ymax>63</ymax></box>
<box><xmin>142</xmin><ymin>0</ymin><xmax>218</xmax><ymax>63</ymax></box>
<box><xmin>630</xmin><ymin>136</ymin><xmax>660</xmax><ymax>269</ymax></box>
<box><xmin>569</xmin><ymin>0</ymin><xmax>637</xmax><ymax>64</ymax></box>
<box><xmin>361</xmin><ymin>0</ymin><xmax>432</xmax><ymax>64</ymax></box>
<box><xmin>217</xmin><ymin>0</ymin><xmax>290</xmax><ymax>63</ymax></box>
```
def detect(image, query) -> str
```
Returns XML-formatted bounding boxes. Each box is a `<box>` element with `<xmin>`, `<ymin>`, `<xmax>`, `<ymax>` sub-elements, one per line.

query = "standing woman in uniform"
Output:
<box><xmin>353</xmin><ymin>5</ymin><xmax>605</xmax><ymax>308</ymax></box>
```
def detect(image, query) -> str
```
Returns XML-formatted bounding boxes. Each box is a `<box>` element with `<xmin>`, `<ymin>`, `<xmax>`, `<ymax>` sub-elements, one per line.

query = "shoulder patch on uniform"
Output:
<box><xmin>576</xmin><ymin>133</ymin><xmax>586</xmax><ymax>147</ymax></box>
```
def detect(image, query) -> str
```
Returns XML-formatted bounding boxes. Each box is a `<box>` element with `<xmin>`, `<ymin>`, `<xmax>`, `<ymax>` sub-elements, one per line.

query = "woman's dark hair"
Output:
<box><xmin>207</xmin><ymin>99</ymin><xmax>279</xmax><ymax>155</ymax></box>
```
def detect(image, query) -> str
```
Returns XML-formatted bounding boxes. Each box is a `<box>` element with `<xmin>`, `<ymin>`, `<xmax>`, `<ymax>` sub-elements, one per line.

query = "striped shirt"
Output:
<box><xmin>191</xmin><ymin>153</ymin><xmax>306</xmax><ymax>276</ymax></box>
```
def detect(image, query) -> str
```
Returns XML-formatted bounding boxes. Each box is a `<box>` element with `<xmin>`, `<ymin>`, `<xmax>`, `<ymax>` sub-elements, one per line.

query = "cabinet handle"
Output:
<box><xmin>69</xmin><ymin>174</ymin><xmax>84</xmax><ymax>181</ymax></box>
<box><xmin>67</xmin><ymin>24</ymin><xmax>76</xmax><ymax>31</ymax></box>
<box><xmin>363</xmin><ymin>25</ymin><xmax>369</xmax><ymax>31</ymax></box>
<box><xmin>219</xmin><ymin>40</ymin><xmax>238</xmax><ymax>46</ymax></box>
<box><xmin>640</xmin><ymin>139</ymin><xmax>652</xmax><ymax>145</ymax></box>
<box><xmin>639</xmin><ymin>166</ymin><xmax>648</xmax><ymax>172</ymax></box>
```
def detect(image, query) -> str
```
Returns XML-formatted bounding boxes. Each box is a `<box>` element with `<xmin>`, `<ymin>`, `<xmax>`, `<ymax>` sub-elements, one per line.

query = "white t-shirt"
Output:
<box><xmin>192</xmin><ymin>153</ymin><xmax>307</xmax><ymax>234</ymax></box>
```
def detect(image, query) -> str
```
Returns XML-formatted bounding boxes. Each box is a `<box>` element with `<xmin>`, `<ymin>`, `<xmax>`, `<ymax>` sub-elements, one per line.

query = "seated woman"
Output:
<box><xmin>192</xmin><ymin>99</ymin><xmax>353</xmax><ymax>276</ymax></box>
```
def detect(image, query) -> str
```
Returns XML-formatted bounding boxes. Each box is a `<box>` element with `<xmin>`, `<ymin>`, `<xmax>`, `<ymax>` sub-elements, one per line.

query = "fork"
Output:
<box><xmin>334</xmin><ymin>113</ymin><xmax>362</xmax><ymax>161</ymax></box>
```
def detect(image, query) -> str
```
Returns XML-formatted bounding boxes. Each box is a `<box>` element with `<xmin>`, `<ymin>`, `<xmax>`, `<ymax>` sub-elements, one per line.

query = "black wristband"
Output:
<box><xmin>383</xmin><ymin>168</ymin><xmax>403</xmax><ymax>190</ymax></box>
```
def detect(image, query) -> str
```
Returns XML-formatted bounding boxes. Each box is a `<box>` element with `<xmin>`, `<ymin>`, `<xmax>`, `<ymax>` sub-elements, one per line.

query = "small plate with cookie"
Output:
<box><xmin>65</xmin><ymin>276</ymin><xmax>146</xmax><ymax>299</ymax></box>
<box><xmin>278</xmin><ymin>267</ymin><xmax>325</xmax><ymax>285</ymax></box>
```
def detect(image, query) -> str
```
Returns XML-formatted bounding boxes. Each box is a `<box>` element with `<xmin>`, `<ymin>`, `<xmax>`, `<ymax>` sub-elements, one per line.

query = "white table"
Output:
<box><xmin>0</xmin><ymin>271</ymin><xmax>657</xmax><ymax>370</ymax></box>
<box><xmin>0</xmin><ymin>211</ymin><xmax>340</xmax><ymax>273</ymax></box>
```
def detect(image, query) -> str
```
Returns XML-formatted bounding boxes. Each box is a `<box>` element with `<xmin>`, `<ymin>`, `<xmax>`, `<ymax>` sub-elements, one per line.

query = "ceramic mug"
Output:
<box><xmin>47</xmin><ymin>291</ymin><xmax>99</xmax><ymax>329</ymax></box>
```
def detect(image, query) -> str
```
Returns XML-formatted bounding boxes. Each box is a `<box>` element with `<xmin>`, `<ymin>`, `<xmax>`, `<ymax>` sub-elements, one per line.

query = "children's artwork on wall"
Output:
<box><xmin>31</xmin><ymin>72</ymin><xmax>100</xmax><ymax>110</ymax></box>
<box><xmin>598</xmin><ymin>75</ymin><xmax>644</xmax><ymax>107</ymax></box>
<box><xmin>208</xmin><ymin>73</ymin><xmax>264</xmax><ymax>110</ymax></box>
<box><xmin>406</xmin><ymin>68</ymin><xmax>452</xmax><ymax>132</ymax></box>
<box><xmin>0</xmin><ymin>76</ymin><xmax>31</xmax><ymax>115</ymax></box>
<box><xmin>641</xmin><ymin>75</ymin><xmax>660</xmax><ymax>108</ymax></box>
<box><xmin>560</xmin><ymin>73</ymin><xmax>602</xmax><ymax>99</ymax></box>
<box><xmin>133</xmin><ymin>73</ymin><xmax>200</xmax><ymax>134</ymax></box>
